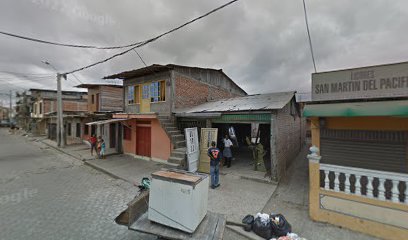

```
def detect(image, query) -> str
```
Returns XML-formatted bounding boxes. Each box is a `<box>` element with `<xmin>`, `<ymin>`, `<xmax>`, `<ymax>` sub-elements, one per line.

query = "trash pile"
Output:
<box><xmin>242</xmin><ymin>213</ymin><xmax>307</xmax><ymax>240</ymax></box>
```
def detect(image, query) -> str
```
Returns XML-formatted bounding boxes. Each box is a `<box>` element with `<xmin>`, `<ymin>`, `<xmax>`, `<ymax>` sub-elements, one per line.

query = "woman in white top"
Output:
<box><xmin>223</xmin><ymin>135</ymin><xmax>233</xmax><ymax>168</ymax></box>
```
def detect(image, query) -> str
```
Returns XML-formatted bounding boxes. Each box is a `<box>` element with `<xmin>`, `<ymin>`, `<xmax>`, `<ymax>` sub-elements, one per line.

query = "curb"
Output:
<box><xmin>83</xmin><ymin>160</ymin><xmax>130</xmax><ymax>183</ymax></box>
<box><xmin>40</xmin><ymin>139</ymin><xmax>131</xmax><ymax>183</ymax></box>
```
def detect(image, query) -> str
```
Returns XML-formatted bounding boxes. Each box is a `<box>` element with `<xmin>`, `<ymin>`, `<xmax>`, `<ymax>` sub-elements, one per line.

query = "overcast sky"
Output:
<box><xmin>1</xmin><ymin>0</ymin><xmax>408</xmax><ymax>105</ymax></box>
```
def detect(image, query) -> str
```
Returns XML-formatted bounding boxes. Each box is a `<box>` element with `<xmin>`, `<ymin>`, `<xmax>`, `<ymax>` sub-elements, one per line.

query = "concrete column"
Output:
<box><xmin>307</xmin><ymin>146</ymin><xmax>321</xmax><ymax>221</ymax></box>
<box><xmin>310</xmin><ymin>117</ymin><xmax>320</xmax><ymax>149</ymax></box>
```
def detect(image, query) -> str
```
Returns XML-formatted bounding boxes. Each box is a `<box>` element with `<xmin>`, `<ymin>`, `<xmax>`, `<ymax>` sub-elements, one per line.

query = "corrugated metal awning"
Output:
<box><xmin>86</xmin><ymin>119</ymin><xmax>127</xmax><ymax>125</ymax></box>
<box><xmin>303</xmin><ymin>100</ymin><xmax>408</xmax><ymax>117</ymax></box>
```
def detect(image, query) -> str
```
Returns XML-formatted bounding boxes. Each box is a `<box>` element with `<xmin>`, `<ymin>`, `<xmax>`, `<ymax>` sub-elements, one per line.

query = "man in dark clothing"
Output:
<box><xmin>207</xmin><ymin>141</ymin><xmax>222</xmax><ymax>189</ymax></box>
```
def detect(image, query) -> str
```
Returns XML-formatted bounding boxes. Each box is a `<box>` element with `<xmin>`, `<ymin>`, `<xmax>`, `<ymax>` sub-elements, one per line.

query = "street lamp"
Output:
<box><xmin>41</xmin><ymin>60</ymin><xmax>65</xmax><ymax>147</ymax></box>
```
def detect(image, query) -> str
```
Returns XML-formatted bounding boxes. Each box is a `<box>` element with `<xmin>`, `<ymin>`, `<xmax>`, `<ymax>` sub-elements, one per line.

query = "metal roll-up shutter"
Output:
<box><xmin>320</xmin><ymin>129</ymin><xmax>408</xmax><ymax>173</ymax></box>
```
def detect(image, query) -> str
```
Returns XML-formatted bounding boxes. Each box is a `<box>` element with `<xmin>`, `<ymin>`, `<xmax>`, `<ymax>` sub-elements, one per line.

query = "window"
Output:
<box><xmin>67</xmin><ymin>123</ymin><xmax>72</xmax><ymax>136</ymax></box>
<box><xmin>150</xmin><ymin>80</ymin><xmax>165</xmax><ymax>102</ymax></box>
<box><xmin>39</xmin><ymin>102</ymin><xmax>43</xmax><ymax>114</ymax></box>
<box><xmin>134</xmin><ymin>85</ymin><xmax>140</xmax><ymax>104</ymax></box>
<box><xmin>84</xmin><ymin>125</ymin><xmax>89</xmax><ymax>135</ymax></box>
<box><xmin>123</xmin><ymin>126</ymin><xmax>131</xmax><ymax>140</ymax></box>
<box><xmin>128</xmin><ymin>86</ymin><xmax>134</xmax><ymax>104</ymax></box>
<box><xmin>91</xmin><ymin>95</ymin><xmax>95</xmax><ymax>104</ymax></box>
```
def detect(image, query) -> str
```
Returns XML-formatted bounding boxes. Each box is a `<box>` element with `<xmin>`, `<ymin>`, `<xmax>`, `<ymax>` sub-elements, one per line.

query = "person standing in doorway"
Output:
<box><xmin>97</xmin><ymin>136</ymin><xmax>102</xmax><ymax>158</ymax></box>
<box><xmin>89</xmin><ymin>134</ymin><xmax>97</xmax><ymax>156</ymax></box>
<box><xmin>99</xmin><ymin>138</ymin><xmax>106</xmax><ymax>159</ymax></box>
<box><xmin>223</xmin><ymin>135</ymin><xmax>233</xmax><ymax>168</ymax></box>
<box><xmin>208</xmin><ymin>141</ymin><xmax>222</xmax><ymax>189</ymax></box>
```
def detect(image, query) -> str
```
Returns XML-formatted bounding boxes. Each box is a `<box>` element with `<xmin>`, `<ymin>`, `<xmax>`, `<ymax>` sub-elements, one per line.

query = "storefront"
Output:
<box><xmin>176</xmin><ymin>92</ymin><xmax>305</xmax><ymax>181</ymax></box>
<box><xmin>304</xmin><ymin>61</ymin><xmax>408</xmax><ymax>240</ymax></box>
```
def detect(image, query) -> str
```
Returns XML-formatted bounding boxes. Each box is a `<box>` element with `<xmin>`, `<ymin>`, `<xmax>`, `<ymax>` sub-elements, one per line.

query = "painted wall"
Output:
<box><xmin>308</xmin><ymin>156</ymin><xmax>408</xmax><ymax>240</ymax></box>
<box><xmin>123</xmin><ymin>119</ymin><xmax>137</xmax><ymax>154</ymax></box>
<box><xmin>121</xmin><ymin>119</ymin><xmax>171</xmax><ymax>161</ymax></box>
<box><xmin>150</xmin><ymin>119</ymin><xmax>171</xmax><ymax>160</ymax></box>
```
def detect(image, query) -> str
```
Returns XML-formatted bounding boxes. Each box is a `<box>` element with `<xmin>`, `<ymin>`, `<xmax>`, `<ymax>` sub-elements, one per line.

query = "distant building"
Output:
<box><xmin>15</xmin><ymin>91</ymin><xmax>32</xmax><ymax>130</ymax></box>
<box><xmin>0</xmin><ymin>106</ymin><xmax>9</xmax><ymax>121</ymax></box>
<box><xmin>29</xmin><ymin>89</ymin><xmax>87</xmax><ymax>144</ymax></box>
<box><xmin>75</xmin><ymin>84</ymin><xmax>123</xmax><ymax>154</ymax></box>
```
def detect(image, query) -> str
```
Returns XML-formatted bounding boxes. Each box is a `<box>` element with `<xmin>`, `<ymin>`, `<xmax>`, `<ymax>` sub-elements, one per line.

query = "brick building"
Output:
<box><xmin>176</xmin><ymin>91</ymin><xmax>305</xmax><ymax>181</ymax></box>
<box><xmin>104</xmin><ymin>64</ymin><xmax>246</xmax><ymax>164</ymax></box>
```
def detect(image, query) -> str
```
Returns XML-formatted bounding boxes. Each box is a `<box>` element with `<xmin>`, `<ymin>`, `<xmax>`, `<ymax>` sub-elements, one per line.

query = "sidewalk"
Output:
<box><xmin>39</xmin><ymin>137</ymin><xmax>379</xmax><ymax>239</ymax></box>
<box><xmin>40</xmin><ymin>139</ymin><xmax>276</xmax><ymax>225</ymax></box>
<box><xmin>260</xmin><ymin>147</ymin><xmax>378</xmax><ymax>240</ymax></box>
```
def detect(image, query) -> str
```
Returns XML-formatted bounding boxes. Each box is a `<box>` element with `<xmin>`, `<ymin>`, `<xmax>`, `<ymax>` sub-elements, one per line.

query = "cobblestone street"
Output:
<box><xmin>0</xmin><ymin>129</ymin><xmax>154</xmax><ymax>240</ymax></box>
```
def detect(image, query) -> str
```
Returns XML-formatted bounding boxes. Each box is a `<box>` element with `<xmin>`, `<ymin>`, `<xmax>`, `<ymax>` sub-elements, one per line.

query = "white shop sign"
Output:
<box><xmin>312</xmin><ymin>61</ymin><xmax>408</xmax><ymax>101</ymax></box>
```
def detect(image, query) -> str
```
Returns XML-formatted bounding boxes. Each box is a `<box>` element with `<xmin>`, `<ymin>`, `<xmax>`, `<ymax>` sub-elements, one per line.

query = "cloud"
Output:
<box><xmin>0</xmin><ymin>0</ymin><xmax>408</xmax><ymax>104</ymax></box>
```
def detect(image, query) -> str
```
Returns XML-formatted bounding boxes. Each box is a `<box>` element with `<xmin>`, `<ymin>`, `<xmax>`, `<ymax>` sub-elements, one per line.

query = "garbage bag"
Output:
<box><xmin>270</xmin><ymin>214</ymin><xmax>292</xmax><ymax>237</ymax></box>
<box><xmin>243</xmin><ymin>223</ymin><xmax>252</xmax><ymax>232</ymax></box>
<box><xmin>242</xmin><ymin>214</ymin><xmax>254</xmax><ymax>225</ymax></box>
<box><xmin>252</xmin><ymin>217</ymin><xmax>273</xmax><ymax>239</ymax></box>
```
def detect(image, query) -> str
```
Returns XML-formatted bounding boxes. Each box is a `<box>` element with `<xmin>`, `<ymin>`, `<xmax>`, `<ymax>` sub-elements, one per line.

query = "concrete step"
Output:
<box><xmin>167</xmin><ymin>130</ymin><xmax>181</xmax><ymax>135</ymax></box>
<box><xmin>165</xmin><ymin>126</ymin><xmax>178</xmax><ymax>132</ymax></box>
<box><xmin>172</xmin><ymin>147</ymin><xmax>186</xmax><ymax>153</ymax></box>
<box><xmin>171</xmin><ymin>150</ymin><xmax>186</xmax><ymax>158</ymax></box>
<box><xmin>171</xmin><ymin>134</ymin><xmax>185</xmax><ymax>142</ymax></box>
<box><xmin>168</xmin><ymin>156</ymin><xmax>184</xmax><ymax>165</ymax></box>
<box><xmin>175</xmin><ymin>140</ymin><xmax>186</xmax><ymax>148</ymax></box>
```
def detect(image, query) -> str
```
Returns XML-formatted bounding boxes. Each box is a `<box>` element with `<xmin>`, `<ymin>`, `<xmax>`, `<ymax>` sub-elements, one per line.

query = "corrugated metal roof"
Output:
<box><xmin>176</xmin><ymin>91</ymin><xmax>295</xmax><ymax>113</ymax></box>
<box><xmin>75</xmin><ymin>83</ymin><xmax>122</xmax><ymax>89</ymax></box>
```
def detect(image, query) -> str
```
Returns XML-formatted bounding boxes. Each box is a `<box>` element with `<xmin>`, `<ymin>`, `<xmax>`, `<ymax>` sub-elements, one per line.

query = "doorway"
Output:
<box><xmin>212</xmin><ymin>123</ymin><xmax>271</xmax><ymax>180</ymax></box>
<box><xmin>136</xmin><ymin>126</ymin><xmax>151</xmax><ymax>157</ymax></box>
<box><xmin>110</xmin><ymin>123</ymin><xmax>116</xmax><ymax>148</ymax></box>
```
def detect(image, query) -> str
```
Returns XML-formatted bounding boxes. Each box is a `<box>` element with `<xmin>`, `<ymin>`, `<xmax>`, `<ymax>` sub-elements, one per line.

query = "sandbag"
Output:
<box><xmin>270</xmin><ymin>214</ymin><xmax>292</xmax><ymax>237</ymax></box>
<box><xmin>252</xmin><ymin>217</ymin><xmax>273</xmax><ymax>239</ymax></box>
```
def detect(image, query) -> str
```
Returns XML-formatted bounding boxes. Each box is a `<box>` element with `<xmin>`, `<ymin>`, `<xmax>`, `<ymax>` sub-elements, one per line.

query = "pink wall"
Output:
<box><xmin>121</xmin><ymin>118</ymin><xmax>171</xmax><ymax>161</ymax></box>
<box><xmin>150</xmin><ymin>119</ymin><xmax>171</xmax><ymax>160</ymax></box>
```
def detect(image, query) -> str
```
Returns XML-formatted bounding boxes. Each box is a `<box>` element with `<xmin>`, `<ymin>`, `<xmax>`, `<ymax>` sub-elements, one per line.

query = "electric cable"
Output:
<box><xmin>63</xmin><ymin>0</ymin><xmax>240</xmax><ymax>75</ymax></box>
<box><xmin>302</xmin><ymin>0</ymin><xmax>317</xmax><ymax>73</ymax></box>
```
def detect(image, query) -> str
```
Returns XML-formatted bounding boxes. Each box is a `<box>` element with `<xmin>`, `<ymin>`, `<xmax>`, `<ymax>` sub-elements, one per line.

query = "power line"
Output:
<box><xmin>302</xmin><ymin>0</ymin><xmax>317</xmax><ymax>73</ymax></box>
<box><xmin>0</xmin><ymin>30</ymin><xmax>145</xmax><ymax>50</ymax></box>
<box><xmin>63</xmin><ymin>0</ymin><xmax>240</xmax><ymax>75</ymax></box>
<box><xmin>133</xmin><ymin>49</ymin><xmax>148</xmax><ymax>67</ymax></box>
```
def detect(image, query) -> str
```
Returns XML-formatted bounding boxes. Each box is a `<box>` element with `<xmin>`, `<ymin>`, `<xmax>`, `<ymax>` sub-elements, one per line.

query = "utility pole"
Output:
<box><xmin>56</xmin><ymin>73</ymin><xmax>65</xmax><ymax>147</ymax></box>
<box><xmin>42</xmin><ymin>61</ymin><xmax>65</xmax><ymax>148</ymax></box>
<box><xmin>9</xmin><ymin>90</ymin><xmax>12</xmax><ymax>122</ymax></box>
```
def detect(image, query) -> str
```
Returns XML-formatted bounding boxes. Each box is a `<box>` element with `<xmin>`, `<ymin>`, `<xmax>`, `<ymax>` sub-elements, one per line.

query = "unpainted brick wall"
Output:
<box><xmin>275</xmin><ymin>100</ymin><xmax>305</xmax><ymax>180</ymax></box>
<box><xmin>174</xmin><ymin>74</ymin><xmax>239</xmax><ymax>109</ymax></box>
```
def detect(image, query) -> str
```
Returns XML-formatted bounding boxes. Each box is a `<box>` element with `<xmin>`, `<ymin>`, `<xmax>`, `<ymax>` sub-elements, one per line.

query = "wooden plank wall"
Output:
<box><xmin>100</xmin><ymin>86</ymin><xmax>123</xmax><ymax>112</ymax></box>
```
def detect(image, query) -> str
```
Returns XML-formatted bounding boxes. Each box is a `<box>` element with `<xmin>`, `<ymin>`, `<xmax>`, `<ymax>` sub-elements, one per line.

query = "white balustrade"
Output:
<box><xmin>344</xmin><ymin>173</ymin><xmax>351</xmax><ymax>194</ymax></box>
<box><xmin>320</xmin><ymin>163</ymin><xmax>408</xmax><ymax>204</ymax></box>
<box><xmin>392</xmin><ymin>180</ymin><xmax>400</xmax><ymax>203</ymax></box>
<box><xmin>367</xmin><ymin>176</ymin><xmax>374</xmax><ymax>198</ymax></box>
<box><xmin>334</xmin><ymin>172</ymin><xmax>340</xmax><ymax>192</ymax></box>
<box><xmin>324</xmin><ymin>170</ymin><xmax>330</xmax><ymax>190</ymax></box>
<box><xmin>378</xmin><ymin>178</ymin><xmax>386</xmax><ymax>201</ymax></box>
